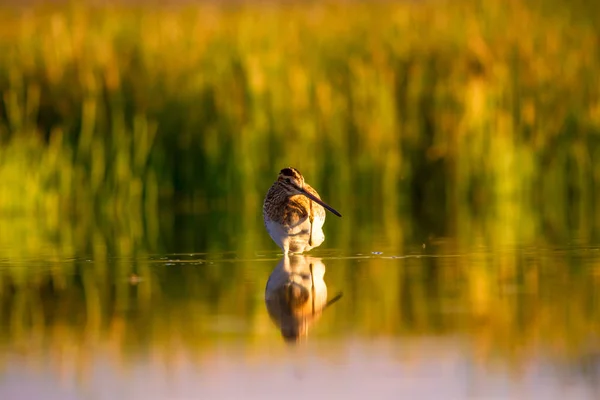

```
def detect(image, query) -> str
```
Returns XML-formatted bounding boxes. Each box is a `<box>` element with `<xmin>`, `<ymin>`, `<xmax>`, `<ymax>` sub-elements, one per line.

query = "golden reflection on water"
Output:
<box><xmin>0</xmin><ymin>221</ymin><xmax>599</xmax><ymax>398</ymax></box>
<box><xmin>265</xmin><ymin>255</ymin><xmax>342</xmax><ymax>342</ymax></box>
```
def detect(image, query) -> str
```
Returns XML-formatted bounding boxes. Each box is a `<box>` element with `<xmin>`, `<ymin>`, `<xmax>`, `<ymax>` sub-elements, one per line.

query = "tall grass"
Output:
<box><xmin>0</xmin><ymin>0</ymin><xmax>598</xmax><ymax>248</ymax></box>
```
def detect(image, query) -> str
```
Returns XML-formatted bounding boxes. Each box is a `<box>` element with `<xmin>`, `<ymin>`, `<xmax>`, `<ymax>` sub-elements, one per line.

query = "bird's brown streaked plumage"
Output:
<box><xmin>263</xmin><ymin>167</ymin><xmax>341</xmax><ymax>254</ymax></box>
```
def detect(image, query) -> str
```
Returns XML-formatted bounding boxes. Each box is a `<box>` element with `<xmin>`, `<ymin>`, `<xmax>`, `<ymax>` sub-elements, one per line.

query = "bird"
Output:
<box><xmin>263</xmin><ymin>167</ymin><xmax>342</xmax><ymax>254</ymax></box>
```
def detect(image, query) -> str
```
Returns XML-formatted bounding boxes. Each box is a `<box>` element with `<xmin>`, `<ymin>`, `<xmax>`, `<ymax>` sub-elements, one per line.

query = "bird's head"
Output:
<box><xmin>274</xmin><ymin>167</ymin><xmax>342</xmax><ymax>217</ymax></box>
<box><xmin>277</xmin><ymin>167</ymin><xmax>306</xmax><ymax>196</ymax></box>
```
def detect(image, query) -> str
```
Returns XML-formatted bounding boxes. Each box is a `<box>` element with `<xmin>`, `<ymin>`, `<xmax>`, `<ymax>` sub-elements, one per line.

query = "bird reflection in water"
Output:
<box><xmin>265</xmin><ymin>255</ymin><xmax>343</xmax><ymax>343</ymax></box>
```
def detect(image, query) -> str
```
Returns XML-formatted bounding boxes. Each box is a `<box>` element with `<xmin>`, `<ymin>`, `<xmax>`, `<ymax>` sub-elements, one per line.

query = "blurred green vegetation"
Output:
<box><xmin>0</xmin><ymin>0</ymin><xmax>598</xmax><ymax>245</ymax></box>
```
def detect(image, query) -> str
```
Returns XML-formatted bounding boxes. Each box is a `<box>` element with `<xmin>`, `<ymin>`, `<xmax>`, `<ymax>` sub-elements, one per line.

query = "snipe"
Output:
<box><xmin>263</xmin><ymin>167</ymin><xmax>341</xmax><ymax>254</ymax></box>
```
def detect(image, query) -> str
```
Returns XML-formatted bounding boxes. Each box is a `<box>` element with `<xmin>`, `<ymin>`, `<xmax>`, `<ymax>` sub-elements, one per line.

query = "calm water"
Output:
<box><xmin>1</xmin><ymin>211</ymin><xmax>599</xmax><ymax>400</ymax></box>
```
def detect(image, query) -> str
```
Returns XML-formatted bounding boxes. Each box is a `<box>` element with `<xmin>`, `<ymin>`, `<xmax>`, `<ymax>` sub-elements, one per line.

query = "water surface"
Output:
<box><xmin>0</xmin><ymin>212</ymin><xmax>599</xmax><ymax>400</ymax></box>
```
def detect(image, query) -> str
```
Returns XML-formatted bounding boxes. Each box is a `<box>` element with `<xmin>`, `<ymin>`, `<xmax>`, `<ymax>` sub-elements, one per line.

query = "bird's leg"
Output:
<box><xmin>282</xmin><ymin>239</ymin><xmax>290</xmax><ymax>256</ymax></box>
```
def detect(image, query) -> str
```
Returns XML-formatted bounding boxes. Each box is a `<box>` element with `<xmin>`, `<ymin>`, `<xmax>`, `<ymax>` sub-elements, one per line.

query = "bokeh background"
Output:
<box><xmin>1</xmin><ymin>0</ymin><xmax>600</xmax><ymax>397</ymax></box>
<box><xmin>1</xmin><ymin>0</ymin><xmax>599</xmax><ymax>251</ymax></box>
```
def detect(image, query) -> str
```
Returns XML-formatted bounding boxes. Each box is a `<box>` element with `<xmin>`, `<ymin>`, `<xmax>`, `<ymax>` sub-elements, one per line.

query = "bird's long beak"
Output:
<box><xmin>297</xmin><ymin>186</ymin><xmax>342</xmax><ymax>217</ymax></box>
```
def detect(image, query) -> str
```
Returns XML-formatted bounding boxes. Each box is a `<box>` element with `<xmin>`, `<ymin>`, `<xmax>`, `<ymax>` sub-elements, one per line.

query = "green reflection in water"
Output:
<box><xmin>0</xmin><ymin>213</ymin><xmax>599</xmax><ymax>384</ymax></box>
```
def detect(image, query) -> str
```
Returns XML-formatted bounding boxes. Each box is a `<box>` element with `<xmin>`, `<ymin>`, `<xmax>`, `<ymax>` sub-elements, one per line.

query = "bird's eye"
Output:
<box><xmin>286</xmin><ymin>178</ymin><xmax>292</xmax><ymax>184</ymax></box>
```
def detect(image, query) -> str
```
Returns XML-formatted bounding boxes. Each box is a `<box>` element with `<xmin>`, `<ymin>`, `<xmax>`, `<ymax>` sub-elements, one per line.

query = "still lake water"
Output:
<box><xmin>0</xmin><ymin>211</ymin><xmax>599</xmax><ymax>400</ymax></box>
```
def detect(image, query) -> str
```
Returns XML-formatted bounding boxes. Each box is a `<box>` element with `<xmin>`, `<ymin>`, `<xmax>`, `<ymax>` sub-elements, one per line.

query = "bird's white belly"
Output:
<box><xmin>265</xmin><ymin>216</ymin><xmax>325</xmax><ymax>254</ymax></box>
